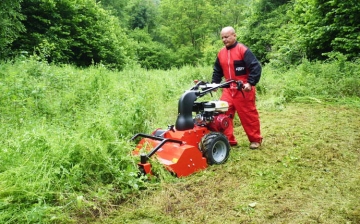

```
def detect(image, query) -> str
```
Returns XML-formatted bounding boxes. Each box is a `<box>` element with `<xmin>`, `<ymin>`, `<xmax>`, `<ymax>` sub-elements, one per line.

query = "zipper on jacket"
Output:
<box><xmin>227</xmin><ymin>49</ymin><xmax>234</xmax><ymax>97</ymax></box>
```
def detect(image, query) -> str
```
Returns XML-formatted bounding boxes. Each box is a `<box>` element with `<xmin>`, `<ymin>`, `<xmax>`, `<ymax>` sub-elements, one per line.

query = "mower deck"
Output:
<box><xmin>132</xmin><ymin>126</ymin><xmax>210</xmax><ymax>177</ymax></box>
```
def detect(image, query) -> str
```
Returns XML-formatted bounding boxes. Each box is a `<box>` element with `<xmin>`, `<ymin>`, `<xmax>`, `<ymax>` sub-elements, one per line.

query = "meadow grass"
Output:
<box><xmin>94</xmin><ymin>58</ymin><xmax>360</xmax><ymax>223</ymax></box>
<box><xmin>96</xmin><ymin>102</ymin><xmax>360</xmax><ymax>224</ymax></box>
<box><xmin>0</xmin><ymin>59</ymin><xmax>214</xmax><ymax>223</ymax></box>
<box><xmin>0</xmin><ymin>57</ymin><xmax>359</xmax><ymax>223</ymax></box>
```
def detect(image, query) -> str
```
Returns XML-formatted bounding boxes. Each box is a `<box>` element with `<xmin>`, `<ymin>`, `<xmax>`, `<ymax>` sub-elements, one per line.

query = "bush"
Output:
<box><xmin>12</xmin><ymin>0</ymin><xmax>134</xmax><ymax>70</ymax></box>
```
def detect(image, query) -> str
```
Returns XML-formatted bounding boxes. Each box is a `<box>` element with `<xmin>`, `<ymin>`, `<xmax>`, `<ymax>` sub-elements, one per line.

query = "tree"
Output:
<box><xmin>97</xmin><ymin>0</ymin><xmax>128</xmax><ymax>24</ymax></box>
<box><xmin>242</xmin><ymin>0</ymin><xmax>291</xmax><ymax>64</ymax></box>
<box><xmin>125</xmin><ymin>0</ymin><xmax>158</xmax><ymax>32</ymax></box>
<box><xmin>128</xmin><ymin>28</ymin><xmax>174</xmax><ymax>69</ymax></box>
<box><xmin>0</xmin><ymin>0</ymin><xmax>24</xmax><ymax>60</ymax></box>
<box><xmin>158</xmin><ymin>0</ymin><xmax>218</xmax><ymax>65</ymax></box>
<box><xmin>290</xmin><ymin>0</ymin><xmax>360</xmax><ymax>61</ymax></box>
<box><xmin>315</xmin><ymin>0</ymin><xmax>360</xmax><ymax>60</ymax></box>
<box><xmin>12</xmin><ymin>0</ymin><xmax>133</xmax><ymax>69</ymax></box>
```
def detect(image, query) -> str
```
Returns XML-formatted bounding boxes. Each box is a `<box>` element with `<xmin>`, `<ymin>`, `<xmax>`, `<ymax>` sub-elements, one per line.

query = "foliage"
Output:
<box><xmin>0</xmin><ymin>55</ymin><xmax>359</xmax><ymax>222</ymax></box>
<box><xmin>0</xmin><ymin>0</ymin><xmax>359</xmax><ymax>220</ymax></box>
<box><xmin>128</xmin><ymin>29</ymin><xmax>174</xmax><ymax>70</ymax></box>
<box><xmin>259</xmin><ymin>55</ymin><xmax>360</xmax><ymax>106</ymax></box>
<box><xmin>159</xmin><ymin>0</ymin><xmax>213</xmax><ymax>51</ymax></box>
<box><xmin>292</xmin><ymin>0</ymin><xmax>360</xmax><ymax>61</ymax></box>
<box><xmin>242</xmin><ymin>0</ymin><xmax>360</xmax><ymax>65</ymax></box>
<box><xmin>0</xmin><ymin>0</ymin><xmax>25</xmax><ymax>60</ymax></box>
<box><xmin>125</xmin><ymin>0</ymin><xmax>158</xmax><ymax>31</ymax></box>
<box><xmin>1</xmin><ymin>0</ymin><xmax>359</xmax><ymax>68</ymax></box>
<box><xmin>326</xmin><ymin>0</ymin><xmax>360</xmax><ymax>59</ymax></box>
<box><xmin>0</xmin><ymin>57</ymin><xmax>219</xmax><ymax>222</ymax></box>
<box><xmin>0</xmin><ymin>58</ymin><xmax>154</xmax><ymax>223</ymax></box>
<box><xmin>243</xmin><ymin>0</ymin><xmax>293</xmax><ymax>64</ymax></box>
<box><xmin>264</xmin><ymin>6</ymin><xmax>306</xmax><ymax>68</ymax></box>
<box><xmin>11</xmin><ymin>0</ymin><xmax>133</xmax><ymax>69</ymax></box>
<box><xmin>98</xmin><ymin>0</ymin><xmax>128</xmax><ymax>25</ymax></box>
<box><xmin>156</xmin><ymin>0</ymin><xmax>250</xmax><ymax>66</ymax></box>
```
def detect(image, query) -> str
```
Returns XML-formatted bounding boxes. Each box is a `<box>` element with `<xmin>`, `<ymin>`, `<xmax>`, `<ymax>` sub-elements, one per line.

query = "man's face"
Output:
<box><xmin>221</xmin><ymin>30</ymin><xmax>236</xmax><ymax>48</ymax></box>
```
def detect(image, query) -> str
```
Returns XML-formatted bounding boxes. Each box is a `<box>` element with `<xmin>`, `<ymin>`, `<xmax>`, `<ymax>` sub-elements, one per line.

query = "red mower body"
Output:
<box><xmin>133</xmin><ymin>126</ymin><xmax>210</xmax><ymax>177</ymax></box>
<box><xmin>131</xmin><ymin>80</ymin><xmax>243</xmax><ymax>178</ymax></box>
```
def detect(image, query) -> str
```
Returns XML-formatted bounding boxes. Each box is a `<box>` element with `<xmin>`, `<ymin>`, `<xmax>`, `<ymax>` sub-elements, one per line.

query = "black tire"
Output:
<box><xmin>200</xmin><ymin>132</ymin><xmax>230</xmax><ymax>165</ymax></box>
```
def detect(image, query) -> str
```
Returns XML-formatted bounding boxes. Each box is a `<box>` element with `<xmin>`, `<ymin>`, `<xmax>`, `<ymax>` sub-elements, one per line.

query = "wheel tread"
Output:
<box><xmin>200</xmin><ymin>132</ymin><xmax>230</xmax><ymax>165</ymax></box>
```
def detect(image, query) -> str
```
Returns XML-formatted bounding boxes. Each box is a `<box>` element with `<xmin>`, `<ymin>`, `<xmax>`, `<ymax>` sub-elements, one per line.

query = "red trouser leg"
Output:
<box><xmin>221</xmin><ymin>87</ymin><xmax>262</xmax><ymax>143</ymax></box>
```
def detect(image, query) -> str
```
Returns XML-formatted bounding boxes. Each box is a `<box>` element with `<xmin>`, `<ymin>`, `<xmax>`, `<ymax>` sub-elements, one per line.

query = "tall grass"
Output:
<box><xmin>259</xmin><ymin>57</ymin><xmax>360</xmax><ymax>108</ymax></box>
<box><xmin>0</xmin><ymin>58</ymin><xmax>215</xmax><ymax>223</ymax></box>
<box><xmin>0</xmin><ymin>56</ymin><xmax>359</xmax><ymax>223</ymax></box>
<box><xmin>0</xmin><ymin>60</ymin><xmax>142</xmax><ymax>223</ymax></box>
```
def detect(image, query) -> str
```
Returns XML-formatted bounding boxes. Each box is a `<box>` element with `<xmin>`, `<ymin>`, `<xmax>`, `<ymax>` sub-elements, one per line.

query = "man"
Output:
<box><xmin>212</xmin><ymin>26</ymin><xmax>262</xmax><ymax>149</ymax></box>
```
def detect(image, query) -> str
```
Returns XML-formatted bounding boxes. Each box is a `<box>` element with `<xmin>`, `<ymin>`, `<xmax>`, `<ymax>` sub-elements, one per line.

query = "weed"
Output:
<box><xmin>0</xmin><ymin>57</ymin><xmax>359</xmax><ymax>223</ymax></box>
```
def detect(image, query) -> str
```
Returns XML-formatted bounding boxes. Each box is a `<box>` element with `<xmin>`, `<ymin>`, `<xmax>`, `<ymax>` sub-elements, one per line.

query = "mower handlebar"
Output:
<box><xmin>193</xmin><ymin>80</ymin><xmax>244</xmax><ymax>97</ymax></box>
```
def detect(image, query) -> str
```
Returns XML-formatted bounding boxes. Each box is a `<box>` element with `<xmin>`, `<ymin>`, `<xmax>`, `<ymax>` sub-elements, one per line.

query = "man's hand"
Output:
<box><xmin>243</xmin><ymin>83</ymin><xmax>252</xmax><ymax>92</ymax></box>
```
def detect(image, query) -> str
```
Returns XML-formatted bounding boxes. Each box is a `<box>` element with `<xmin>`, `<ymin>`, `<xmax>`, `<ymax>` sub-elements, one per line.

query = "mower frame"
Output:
<box><xmin>131</xmin><ymin>80</ymin><xmax>243</xmax><ymax>177</ymax></box>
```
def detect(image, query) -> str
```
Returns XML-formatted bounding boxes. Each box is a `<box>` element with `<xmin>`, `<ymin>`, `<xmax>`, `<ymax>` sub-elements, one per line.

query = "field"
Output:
<box><xmin>97</xmin><ymin>102</ymin><xmax>360</xmax><ymax>224</ymax></box>
<box><xmin>0</xmin><ymin>58</ymin><xmax>359</xmax><ymax>223</ymax></box>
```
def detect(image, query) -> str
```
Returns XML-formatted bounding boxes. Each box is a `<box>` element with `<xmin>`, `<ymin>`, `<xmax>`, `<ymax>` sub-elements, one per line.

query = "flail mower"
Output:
<box><xmin>131</xmin><ymin>80</ymin><xmax>244</xmax><ymax>177</ymax></box>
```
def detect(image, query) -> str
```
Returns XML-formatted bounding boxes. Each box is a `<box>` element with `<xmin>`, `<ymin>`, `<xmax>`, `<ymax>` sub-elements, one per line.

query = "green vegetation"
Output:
<box><xmin>0</xmin><ymin>0</ymin><xmax>359</xmax><ymax>223</ymax></box>
<box><xmin>1</xmin><ymin>0</ymin><xmax>359</xmax><ymax>68</ymax></box>
<box><xmin>97</xmin><ymin>103</ymin><xmax>360</xmax><ymax>224</ymax></box>
<box><xmin>0</xmin><ymin>57</ymin><xmax>359</xmax><ymax>223</ymax></box>
<box><xmin>0</xmin><ymin>58</ymin><xmax>207</xmax><ymax>223</ymax></box>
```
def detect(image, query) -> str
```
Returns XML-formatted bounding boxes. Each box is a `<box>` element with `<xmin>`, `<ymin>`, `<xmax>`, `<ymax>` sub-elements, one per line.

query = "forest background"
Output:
<box><xmin>2</xmin><ymin>0</ymin><xmax>359</xmax><ymax>69</ymax></box>
<box><xmin>0</xmin><ymin>0</ymin><xmax>359</xmax><ymax>223</ymax></box>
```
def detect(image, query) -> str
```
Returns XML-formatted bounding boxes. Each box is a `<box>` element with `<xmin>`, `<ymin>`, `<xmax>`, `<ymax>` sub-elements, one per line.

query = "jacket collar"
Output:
<box><xmin>226</xmin><ymin>41</ymin><xmax>238</xmax><ymax>50</ymax></box>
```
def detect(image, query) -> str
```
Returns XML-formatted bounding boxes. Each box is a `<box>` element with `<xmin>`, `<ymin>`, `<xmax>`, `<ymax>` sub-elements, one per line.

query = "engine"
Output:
<box><xmin>193</xmin><ymin>100</ymin><xmax>230</xmax><ymax>132</ymax></box>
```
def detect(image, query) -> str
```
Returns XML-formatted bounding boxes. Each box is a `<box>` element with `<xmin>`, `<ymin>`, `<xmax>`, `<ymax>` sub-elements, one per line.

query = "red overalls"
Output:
<box><xmin>217</xmin><ymin>44</ymin><xmax>262</xmax><ymax>145</ymax></box>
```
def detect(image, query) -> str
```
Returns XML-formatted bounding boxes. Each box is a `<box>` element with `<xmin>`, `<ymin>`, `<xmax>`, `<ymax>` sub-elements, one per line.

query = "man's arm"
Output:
<box><xmin>212</xmin><ymin>57</ymin><xmax>224</xmax><ymax>84</ymax></box>
<box><xmin>244</xmin><ymin>49</ymin><xmax>262</xmax><ymax>86</ymax></box>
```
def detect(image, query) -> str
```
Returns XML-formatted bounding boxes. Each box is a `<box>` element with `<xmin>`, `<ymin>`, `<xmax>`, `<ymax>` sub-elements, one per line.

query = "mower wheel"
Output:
<box><xmin>201</xmin><ymin>132</ymin><xmax>230</xmax><ymax>165</ymax></box>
